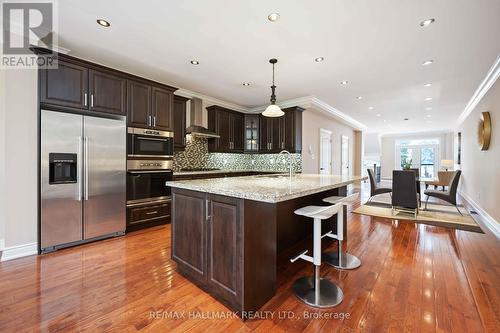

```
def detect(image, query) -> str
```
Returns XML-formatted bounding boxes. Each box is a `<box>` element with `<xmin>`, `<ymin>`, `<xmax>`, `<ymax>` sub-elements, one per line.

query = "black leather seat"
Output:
<box><xmin>424</xmin><ymin>170</ymin><xmax>462</xmax><ymax>215</ymax></box>
<box><xmin>392</xmin><ymin>170</ymin><xmax>419</xmax><ymax>217</ymax></box>
<box><xmin>367</xmin><ymin>168</ymin><xmax>392</xmax><ymax>202</ymax></box>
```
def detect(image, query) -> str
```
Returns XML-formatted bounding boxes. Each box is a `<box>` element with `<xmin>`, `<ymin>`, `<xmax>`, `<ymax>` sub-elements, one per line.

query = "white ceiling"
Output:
<box><xmin>56</xmin><ymin>0</ymin><xmax>500</xmax><ymax>133</ymax></box>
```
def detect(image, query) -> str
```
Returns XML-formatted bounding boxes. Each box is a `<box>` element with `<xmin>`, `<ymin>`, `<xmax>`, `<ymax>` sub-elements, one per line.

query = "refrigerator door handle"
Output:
<box><xmin>78</xmin><ymin>136</ymin><xmax>83</xmax><ymax>201</ymax></box>
<box><xmin>84</xmin><ymin>136</ymin><xmax>89</xmax><ymax>200</ymax></box>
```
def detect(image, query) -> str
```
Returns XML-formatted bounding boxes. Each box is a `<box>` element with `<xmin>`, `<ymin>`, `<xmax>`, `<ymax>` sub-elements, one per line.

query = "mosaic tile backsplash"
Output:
<box><xmin>173</xmin><ymin>135</ymin><xmax>302</xmax><ymax>172</ymax></box>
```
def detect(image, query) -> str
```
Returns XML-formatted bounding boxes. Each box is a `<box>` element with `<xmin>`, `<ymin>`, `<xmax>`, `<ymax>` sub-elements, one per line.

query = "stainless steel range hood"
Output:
<box><xmin>186</xmin><ymin>98</ymin><xmax>220</xmax><ymax>138</ymax></box>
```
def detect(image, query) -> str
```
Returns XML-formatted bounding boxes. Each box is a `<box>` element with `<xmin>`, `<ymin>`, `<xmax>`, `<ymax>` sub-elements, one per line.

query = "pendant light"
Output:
<box><xmin>262</xmin><ymin>58</ymin><xmax>284</xmax><ymax>117</ymax></box>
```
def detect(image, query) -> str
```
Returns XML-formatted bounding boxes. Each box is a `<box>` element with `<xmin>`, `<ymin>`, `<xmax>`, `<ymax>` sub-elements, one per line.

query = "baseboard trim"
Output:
<box><xmin>459</xmin><ymin>191</ymin><xmax>500</xmax><ymax>238</ymax></box>
<box><xmin>0</xmin><ymin>242</ymin><xmax>37</xmax><ymax>262</ymax></box>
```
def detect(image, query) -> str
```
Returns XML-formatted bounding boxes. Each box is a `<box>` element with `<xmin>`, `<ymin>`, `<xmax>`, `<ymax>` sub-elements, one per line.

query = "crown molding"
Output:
<box><xmin>249</xmin><ymin>96</ymin><xmax>367</xmax><ymax>131</ymax></box>
<box><xmin>457</xmin><ymin>55</ymin><xmax>500</xmax><ymax>126</ymax></box>
<box><xmin>175</xmin><ymin>88</ymin><xmax>249</xmax><ymax>113</ymax></box>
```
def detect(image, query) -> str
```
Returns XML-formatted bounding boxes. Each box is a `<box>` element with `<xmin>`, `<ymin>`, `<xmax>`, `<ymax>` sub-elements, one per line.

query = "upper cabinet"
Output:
<box><xmin>36</xmin><ymin>49</ymin><xmax>177</xmax><ymax>122</ymax></box>
<box><xmin>207</xmin><ymin>105</ymin><xmax>244</xmax><ymax>153</ymax></box>
<box><xmin>40</xmin><ymin>59</ymin><xmax>89</xmax><ymax>109</ymax></box>
<box><xmin>152</xmin><ymin>86</ymin><xmax>174</xmax><ymax>131</ymax></box>
<box><xmin>127</xmin><ymin>80</ymin><xmax>151</xmax><ymax>127</ymax></box>
<box><xmin>88</xmin><ymin>69</ymin><xmax>126</xmax><ymax>115</ymax></box>
<box><xmin>260</xmin><ymin>106</ymin><xmax>303</xmax><ymax>153</ymax></box>
<box><xmin>173</xmin><ymin>95</ymin><xmax>189</xmax><ymax>151</ymax></box>
<box><xmin>126</xmin><ymin>80</ymin><xmax>175</xmax><ymax>130</ymax></box>
<box><xmin>244</xmin><ymin>115</ymin><xmax>259</xmax><ymax>152</ymax></box>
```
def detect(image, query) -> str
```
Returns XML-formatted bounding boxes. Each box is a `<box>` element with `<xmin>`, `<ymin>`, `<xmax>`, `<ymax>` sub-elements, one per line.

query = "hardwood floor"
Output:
<box><xmin>1</xmin><ymin>182</ymin><xmax>499</xmax><ymax>332</ymax></box>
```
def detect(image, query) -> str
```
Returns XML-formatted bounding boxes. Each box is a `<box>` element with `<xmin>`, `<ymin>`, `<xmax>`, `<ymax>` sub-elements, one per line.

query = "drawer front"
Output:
<box><xmin>129</xmin><ymin>202</ymin><xmax>170</xmax><ymax>225</ymax></box>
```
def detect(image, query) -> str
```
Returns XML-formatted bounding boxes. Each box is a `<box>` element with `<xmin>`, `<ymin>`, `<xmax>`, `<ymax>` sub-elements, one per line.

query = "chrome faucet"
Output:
<box><xmin>278</xmin><ymin>150</ymin><xmax>294</xmax><ymax>179</ymax></box>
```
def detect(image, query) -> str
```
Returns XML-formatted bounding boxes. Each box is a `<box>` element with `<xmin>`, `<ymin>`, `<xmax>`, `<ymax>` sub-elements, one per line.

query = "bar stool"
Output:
<box><xmin>322</xmin><ymin>193</ymin><xmax>361</xmax><ymax>270</ymax></box>
<box><xmin>290</xmin><ymin>203</ymin><xmax>344</xmax><ymax>308</ymax></box>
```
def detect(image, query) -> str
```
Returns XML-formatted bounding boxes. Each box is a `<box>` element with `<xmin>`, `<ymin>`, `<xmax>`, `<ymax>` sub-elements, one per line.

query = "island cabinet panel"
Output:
<box><xmin>172</xmin><ymin>190</ymin><xmax>207</xmax><ymax>284</ymax></box>
<box><xmin>89</xmin><ymin>69</ymin><xmax>126</xmax><ymax>115</ymax></box>
<box><xmin>40</xmin><ymin>59</ymin><xmax>89</xmax><ymax>109</ymax></box>
<box><xmin>207</xmin><ymin>195</ymin><xmax>243</xmax><ymax>310</ymax></box>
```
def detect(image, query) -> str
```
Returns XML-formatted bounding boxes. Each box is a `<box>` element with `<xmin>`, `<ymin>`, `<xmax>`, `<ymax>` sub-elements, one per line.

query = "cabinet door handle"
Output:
<box><xmin>84</xmin><ymin>93</ymin><xmax>88</xmax><ymax>106</ymax></box>
<box><xmin>90</xmin><ymin>94</ymin><xmax>94</xmax><ymax>108</ymax></box>
<box><xmin>206</xmin><ymin>199</ymin><xmax>211</xmax><ymax>221</ymax></box>
<box><xmin>153</xmin><ymin>116</ymin><xmax>156</xmax><ymax>127</ymax></box>
<box><xmin>145</xmin><ymin>211</ymin><xmax>158</xmax><ymax>215</ymax></box>
<box><xmin>148</xmin><ymin>115</ymin><xmax>152</xmax><ymax>126</ymax></box>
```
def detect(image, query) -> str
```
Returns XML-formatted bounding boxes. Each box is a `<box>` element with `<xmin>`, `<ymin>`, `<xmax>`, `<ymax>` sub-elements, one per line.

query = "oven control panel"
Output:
<box><xmin>127</xmin><ymin>159</ymin><xmax>173</xmax><ymax>171</ymax></box>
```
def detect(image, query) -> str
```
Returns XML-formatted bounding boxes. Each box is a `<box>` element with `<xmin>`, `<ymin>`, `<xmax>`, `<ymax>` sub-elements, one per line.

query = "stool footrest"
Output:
<box><xmin>290</xmin><ymin>250</ymin><xmax>313</xmax><ymax>263</ymax></box>
<box><xmin>322</xmin><ymin>231</ymin><xmax>339</xmax><ymax>240</ymax></box>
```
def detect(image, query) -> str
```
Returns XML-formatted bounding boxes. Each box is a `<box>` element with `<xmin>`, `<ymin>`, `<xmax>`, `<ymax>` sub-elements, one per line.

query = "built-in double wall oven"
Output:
<box><xmin>127</xmin><ymin>127</ymin><xmax>174</xmax><ymax>159</ymax></box>
<box><xmin>126</xmin><ymin>127</ymin><xmax>174</xmax><ymax>230</ymax></box>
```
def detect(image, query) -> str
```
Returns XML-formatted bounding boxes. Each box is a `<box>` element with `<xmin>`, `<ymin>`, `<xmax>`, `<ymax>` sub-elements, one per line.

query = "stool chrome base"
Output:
<box><xmin>292</xmin><ymin>276</ymin><xmax>343</xmax><ymax>308</ymax></box>
<box><xmin>322</xmin><ymin>251</ymin><xmax>361</xmax><ymax>270</ymax></box>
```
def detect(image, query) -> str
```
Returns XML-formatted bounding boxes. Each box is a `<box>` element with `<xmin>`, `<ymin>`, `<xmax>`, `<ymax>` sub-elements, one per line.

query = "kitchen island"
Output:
<box><xmin>166</xmin><ymin>174</ymin><xmax>365</xmax><ymax>316</ymax></box>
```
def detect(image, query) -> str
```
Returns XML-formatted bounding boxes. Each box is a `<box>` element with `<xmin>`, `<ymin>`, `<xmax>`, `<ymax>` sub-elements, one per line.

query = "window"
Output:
<box><xmin>395</xmin><ymin>138</ymin><xmax>439</xmax><ymax>180</ymax></box>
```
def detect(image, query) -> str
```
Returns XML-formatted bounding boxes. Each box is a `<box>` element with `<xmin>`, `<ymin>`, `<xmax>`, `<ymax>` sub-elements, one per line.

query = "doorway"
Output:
<box><xmin>319</xmin><ymin>129</ymin><xmax>332</xmax><ymax>174</ymax></box>
<box><xmin>341</xmin><ymin>135</ymin><xmax>349</xmax><ymax>176</ymax></box>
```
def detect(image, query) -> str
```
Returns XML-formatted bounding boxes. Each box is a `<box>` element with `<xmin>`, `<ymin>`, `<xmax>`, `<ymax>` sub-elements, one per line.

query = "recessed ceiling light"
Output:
<box><xmin>426</xmin><ymin>114</ymin><xmax>432</xmax><ymax>118</ymax></box>
<box><xmin>368</xmin><ymin>106</ymin><xmax>374</xmax><ymax>110</ymax></box>
<box><xmin>376</xmin><ymin>113</ymin><xmax>381</xmax><ymax>117</ymax></box>
<box><xmin>268</xmin><ymin>13</ymin><xmax>280</xmax><ymax>22</ymax></box>
<box><xmin>356</xmin><ymin>96</ymin><xmax>363</xmax><ymax>100</ymax></box>
<box><xmin>383</xmin><ymin>119</ymin><xmax>387</xmax><ymax>123</ymax></box>
<box><xmin>340</xmin><ymin>80</ymin><xmax>348</xmax><ymax>85</ymax></box>
<box><xmin>425</xmin><ymin>97</ymin><xmax>433</xmax><ymax>101</ymax></box>
<box><xmin>96</xmin><ymin>19</ymin><xmax>110</xmax><ymax>27</ymax></box>
<box><xmin>424</xmin><ymin>83</ymin><xmax>432</xmax><ymax>87</ymax></box>
<box><xmin>420</xmin><ymin>18</ymin><xmax>435</xmax><ymax>27</ymax></box>
<box><xmin>422</xmin><ymin>60</ymin><xmax>434</xmax><ymax>66</ymax></box>
<box><xmin>314</xmin><ymin>57</ymin><xmax>324</xmax><ymax>62</ymax></box>
<box><xmin>425</xmin><ymin>107</ymin><xmax>432</xmax><ymax>110</ymax></box>
<box><xmin>190</xmin><ymin>60</ymin><xmax>200</xmax><ymax>65</ymax></box>
<box><xmin>404</xmin><ymin>118</ymin><xmax>409</xmax><ymax>121</ymax></box>
<box><xmin>242</xmin><ymin>82</ymin><xmax>250</xmax><ymax>86</ymax></box>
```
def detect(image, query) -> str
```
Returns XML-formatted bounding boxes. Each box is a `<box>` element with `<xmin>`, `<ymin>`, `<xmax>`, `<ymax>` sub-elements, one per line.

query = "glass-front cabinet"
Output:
<box><xmin>244</xmin><ymin>115</ymin><xmax>259</xmax><ymax>152</ymax></box>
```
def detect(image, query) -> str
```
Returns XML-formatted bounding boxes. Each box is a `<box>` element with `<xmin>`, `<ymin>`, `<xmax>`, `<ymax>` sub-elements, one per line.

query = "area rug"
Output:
<box><xmin>353</xmin><ymin>197</ymin><xmax>483</xmax><ymax>233</ymax></box>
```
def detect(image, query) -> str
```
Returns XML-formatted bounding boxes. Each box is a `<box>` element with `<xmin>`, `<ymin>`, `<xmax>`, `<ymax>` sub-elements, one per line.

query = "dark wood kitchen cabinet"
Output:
<box><xmin>40</xmin><ymin>59</ymin><xmax>89</xmax><ymax>109</ymax></box>
<box><xmin>207</xmin><ymin>105</ymin><xmax>244</xmax><ymax>153</ymax></box>
<box><xmin>173</xmin><ymin>95</ymin><xmax>189</xmax><ymax>151</ymax></box>
<box><xmin>88</xmin><ymin>69</ymin><xmax>126</xmax><ymax>115</ymax></box>
<box><xmin>127</xmin><ymin>80</ymin><xmax>151</xmax><ymax>127</ymax></box>
<box><xmin>152</xmin><ymin>86</ymin><xmax>174</xmax><ymax>131</ymax></box>
<box><xmin>127</xmin><ymin>80</ymin><xmax>175</xmax><ymax>130</ymax></box>
<box><xmin>172</xmin><ymin>189</ymin><xmax>243</xmax><ymax>311</ymax></box>
<box><xmin>260</xmin><ymin>106</ymin><xmax>303</xmax><ymax>153</ymax></box>
<box><xmin>244</xmin><ymin>114</ymin><xmax>260</xmax><ymax>152</ymax></box>
<box><xmin>40</xmin><ymin>57</ymin><xmax>126</xmax><ymax>115</ymax></box>
<box><xmin>35</xmin><ymin>47</ymin><xmax>177</xmax><ymax>119</ymax></box>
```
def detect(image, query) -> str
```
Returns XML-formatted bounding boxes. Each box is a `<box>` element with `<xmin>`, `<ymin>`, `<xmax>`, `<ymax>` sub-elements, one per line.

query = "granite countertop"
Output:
<box><xmin>166</xmin><ymin>174</ymin><xmax>367</xmax><ymax>203</ymax></box>
<box><xmin>173</xmin><ymin>169</ymin><xmax>279</xmax><ymax>176</ymax></box>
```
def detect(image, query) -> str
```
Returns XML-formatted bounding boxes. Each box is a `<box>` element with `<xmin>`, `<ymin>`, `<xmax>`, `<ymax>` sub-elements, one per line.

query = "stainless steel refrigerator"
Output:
<box><xmin>40</xmin><ymin>110</ymin><xmax>126</xmax><ymax>252</ymax></box>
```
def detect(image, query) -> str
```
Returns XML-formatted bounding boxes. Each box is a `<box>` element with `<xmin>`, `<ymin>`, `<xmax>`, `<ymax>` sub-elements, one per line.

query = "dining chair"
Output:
<box><xmin>367</xmin><ymin>168</ymin><xmax>392</xmax><ymax>202</ymax></box>
<box><xmin>392</xmin><ymin>170</ymin><xmax>419</xmax><ymax>218</ymax></box>
<box><xmin>424</xmin><ymin>170</ymin><xmax>462</xmax><ymax>215</ymax></box>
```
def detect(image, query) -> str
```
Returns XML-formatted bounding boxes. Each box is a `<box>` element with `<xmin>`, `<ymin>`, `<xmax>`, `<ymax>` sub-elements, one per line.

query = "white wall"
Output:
<box><xmin>301</xmin><ymin>107</ymin><xmax>357</xmax><ymax>174</ymax></box>
<box><xmin>379</xmin><ymin>131</ymin><xmax>454</xmax><ymax>179</ymax></box>
<box><xmin>457</xmin><ymin>76</ymin><xmax>500</xmax><ymax>224</ymax></box>
<box><xmin>0</xmin><ymin>66</ymin><xmax>38</xmax><ymax>257</ymax></box>
<box><xmin>0</xmin><ymin>66</ymin><xmax>5</xmax><ymax>252</ymax></box>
